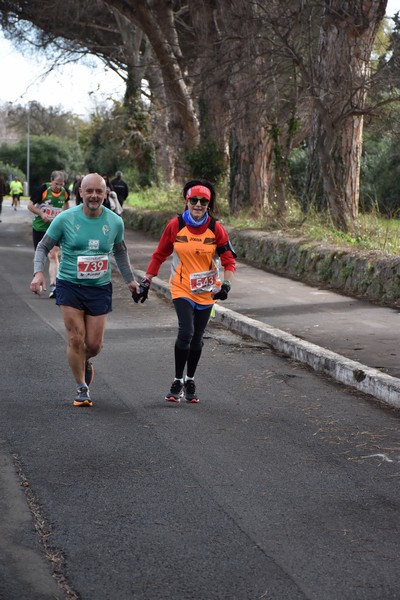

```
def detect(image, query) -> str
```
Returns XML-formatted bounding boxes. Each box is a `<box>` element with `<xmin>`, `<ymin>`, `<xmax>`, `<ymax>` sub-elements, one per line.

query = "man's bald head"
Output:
<box><xmin>79</xmin><ymin>173</ymin><xmax>107</xmax><ymax>216</ymax></box>
<box><xmin>80</xmin><ymin>173</ymin><xmax>106</xmax><ymax>193</ymax></box>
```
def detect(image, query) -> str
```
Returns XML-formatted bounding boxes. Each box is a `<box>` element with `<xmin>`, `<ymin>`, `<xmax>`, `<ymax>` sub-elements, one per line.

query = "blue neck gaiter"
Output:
<box><xmin>182</xmin><ymin>208</ymin><xmax>209</xmax><ymax>228</ymax></box>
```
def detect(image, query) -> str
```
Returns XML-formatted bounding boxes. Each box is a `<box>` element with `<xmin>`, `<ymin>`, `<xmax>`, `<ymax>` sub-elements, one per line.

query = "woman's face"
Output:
<box><xmin>187</xmin><ymin>196</ymin><xmax>210</xmax><ymax>221</ymax></box>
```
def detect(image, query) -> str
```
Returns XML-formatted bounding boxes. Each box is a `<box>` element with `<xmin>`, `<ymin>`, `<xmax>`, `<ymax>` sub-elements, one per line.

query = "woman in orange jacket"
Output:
<box><xmin>136</xmin><ymin>179</ymin><xmax>236</xmax><ymax>403</ymax></box>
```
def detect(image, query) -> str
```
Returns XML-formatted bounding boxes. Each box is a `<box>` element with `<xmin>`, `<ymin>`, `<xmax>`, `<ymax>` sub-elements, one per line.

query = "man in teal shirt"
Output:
<box><xmin>30</xmin><ymin>173</ymin><xmax>140</xmax><ymax>407</ymax></box>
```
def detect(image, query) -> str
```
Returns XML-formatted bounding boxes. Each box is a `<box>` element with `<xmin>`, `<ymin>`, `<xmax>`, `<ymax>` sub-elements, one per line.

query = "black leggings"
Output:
<box><xmin>173</xmin><ymin>298</ymin><xmax>212</xmax><ymax>379</ymax></box>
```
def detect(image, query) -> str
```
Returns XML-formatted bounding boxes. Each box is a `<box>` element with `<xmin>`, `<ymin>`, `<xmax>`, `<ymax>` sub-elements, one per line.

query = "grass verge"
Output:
<box><xmin>125</xmin><ymin>188</ymin><xmax>400</xmax><ymax>256</ymax></box>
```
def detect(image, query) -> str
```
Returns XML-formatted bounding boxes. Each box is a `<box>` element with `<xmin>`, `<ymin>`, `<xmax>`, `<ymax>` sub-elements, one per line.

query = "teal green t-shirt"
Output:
<box><xmin>46</xmin><ymin>205</ymin><xmax>124</xmax><ymax>286</ymax></box>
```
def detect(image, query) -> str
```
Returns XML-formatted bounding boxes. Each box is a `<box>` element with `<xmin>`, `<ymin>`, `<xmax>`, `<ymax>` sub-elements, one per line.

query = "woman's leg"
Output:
<box><xmin>173</xmin><ymin>298</ymin><xmax>195</xmax><ymax>378</ymax></box>
<box><xmin>186</xmin><ymin>306</ymin><xmax>212</xmax><ymax>377</ymax></box>
<box><xmin>172</xmin><ymin>299</ymin><xmax>212</xmax><ymax>378</ymax></box>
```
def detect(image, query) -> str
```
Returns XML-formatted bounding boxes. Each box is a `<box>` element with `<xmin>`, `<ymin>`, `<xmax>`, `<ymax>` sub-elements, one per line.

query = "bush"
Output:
<box><xmin>360</xmin><ymin>132</ymin><xmax>400</xmax><ymax>217</ymax></box>
<box><xmin>184</xmin><ymin>140</ymin><xmax>226</xmax><ymax>184</ymax></box>
<box><xmin>0</xmin><ymin>135</ymin><xmax>84</xmax><ymax>192</ymax></box>
<box><xmin>0</xmin><ymin>161</ymin><xmax>25</xmax><ymax>190</ymax></box>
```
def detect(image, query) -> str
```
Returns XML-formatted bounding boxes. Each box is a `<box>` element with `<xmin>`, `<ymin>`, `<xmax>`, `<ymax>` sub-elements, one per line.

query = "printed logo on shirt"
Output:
<box><xmin>88</xmin><ymin>239</ymin><xmax>99</xmax><ymax>250</ymax></box>
<box><xmin>203</xmin><ymin>237</ymin><xmax>216</xmax><ymax>245</ymax></box>
<box><xmin>102</xmin><ymin>225</ymin><xmax>110</xmax><ymax>235</ymax></box>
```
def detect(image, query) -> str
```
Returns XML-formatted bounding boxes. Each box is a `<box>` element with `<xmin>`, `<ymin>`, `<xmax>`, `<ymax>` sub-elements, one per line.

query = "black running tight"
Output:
<box><xmin>173</xmin><ymin>298</ymin><xmax>212</xmax><ymax>379</ymax></box>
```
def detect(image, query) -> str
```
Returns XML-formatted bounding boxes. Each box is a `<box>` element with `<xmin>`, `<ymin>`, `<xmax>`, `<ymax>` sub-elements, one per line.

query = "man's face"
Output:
<box><xmin>50</xmin><ymin>178</ymin><xmax>64</xmax><ymax>192</ymax></box>
<box><xmin>80</xmin><ymin>176</ymin><xmax>106</xmax><ymax>213</ymax></box>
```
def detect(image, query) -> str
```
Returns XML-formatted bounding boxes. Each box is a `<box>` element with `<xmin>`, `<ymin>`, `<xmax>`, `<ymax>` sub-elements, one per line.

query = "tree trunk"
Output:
<box><xmin>188</xmin><ymin>0</ymin><xmax>229</xmax><ymax>154</ymax></box>
<box><xmin>218</xmin><ymin>0</ymin><xmax>273</xmax><ymax>214</ymax></box>
<box><xmin>104</xmin><ymin>0</ymin><xmax>200</xmax><ymax>148</ymax></box>
<box><xmin>308</xmin><ymin>0</ymin><xmax>387</xmax><ymax>233</ymax></box>
<box><xmin>229</xmin><ymin>124</ymin><xmax>272</xmax><ymax>215</ymax></box>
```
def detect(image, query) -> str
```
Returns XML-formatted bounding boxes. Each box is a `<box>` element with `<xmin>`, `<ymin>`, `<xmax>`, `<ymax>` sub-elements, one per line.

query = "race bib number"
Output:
<box><xmin>43</xmin><ymin>206</ymin><xmax>61</xmax><ymax>220</ymax></box>
<box><xmin>189</xmin><ymin>269</ymin><xmax>217</xmax><ymax>293</ymax></box>
<box><xmin>77</xmin><ymin>255</ymin><xmax>109</xmax><ymax>279</ymax></box>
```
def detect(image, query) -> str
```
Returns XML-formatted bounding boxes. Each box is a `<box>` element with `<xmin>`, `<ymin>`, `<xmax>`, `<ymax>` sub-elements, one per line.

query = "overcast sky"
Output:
<box><xmin>0</xmin><ymin>0</ymin><xmax>399</xmax><ymax>118</ymax></box>
<box><xmin>0</xmin><ymin>32</ymin><xmax>125</xmax><ymax>118</ymax></box>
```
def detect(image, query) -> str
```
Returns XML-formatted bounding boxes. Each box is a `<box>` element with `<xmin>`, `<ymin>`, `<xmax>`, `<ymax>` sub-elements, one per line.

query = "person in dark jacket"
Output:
<box><xmin>110</xmin><ymin>171</ymin><xmax>129</xmax><ymax>206</ymax></box>
<box><xmin>0</xmin><ymin>174</ymin><xmax>6</xmax><ymax>222</ymax></box>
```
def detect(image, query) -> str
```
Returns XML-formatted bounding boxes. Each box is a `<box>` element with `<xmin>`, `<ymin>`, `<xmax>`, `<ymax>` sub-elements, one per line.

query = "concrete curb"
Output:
<box><xmin>133</xmin><ymin>269</ymin><xmax>400</xmax><ymax>410</ymax></box>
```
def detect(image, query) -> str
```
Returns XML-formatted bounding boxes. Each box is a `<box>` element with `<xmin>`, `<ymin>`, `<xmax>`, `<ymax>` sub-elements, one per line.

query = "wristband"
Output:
<box><xmin>141</xmin><ymin>276</ymin><xmax>151</xmax><ymax>289</ymax></box>
<box><xmin>222</xmin><ymin>280</ymin><xmax>231</xmax><ymax>292</ymax></box>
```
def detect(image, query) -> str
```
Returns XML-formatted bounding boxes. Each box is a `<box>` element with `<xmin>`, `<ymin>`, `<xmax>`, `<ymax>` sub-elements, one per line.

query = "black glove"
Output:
<box><xmin>212</xmin><ymin>280</ymin><xmax>231</xmax><ymax>301</ymax></box>
<box><xmin>132</xmin><ymin>277</ymin><xmax>151</xmax><ymax>303</ymax></box>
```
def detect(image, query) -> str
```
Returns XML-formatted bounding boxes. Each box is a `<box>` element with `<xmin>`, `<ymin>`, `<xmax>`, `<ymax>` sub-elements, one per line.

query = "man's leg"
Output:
<box><xmin>84</xmin><ymin>313</ymin><xmax>108</xmax><ymax>361</ymax></box>
<box><xmin>61</xmin><ymin>305</ymin><xmax>87</xmax><ymax>385</ymax></box>
<box><xmin>61</xmin><ymin>306</ymin><xmax>107</xmax><ymax>385</ymax></box>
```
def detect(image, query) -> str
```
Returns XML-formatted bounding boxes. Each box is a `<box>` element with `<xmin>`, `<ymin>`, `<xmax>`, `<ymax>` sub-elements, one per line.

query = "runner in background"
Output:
<box><xmin>28</xmin><ymin>171</ymin><xmax>70</xmax><ymax>298</ymax></box>
<box><xmin>110</xmin><ymin>171</ymin><xmax>129</xmax><ymax>207</ymax></box>
<box><xmin>9</xmin><ymin>176</ymin><xmax>23</xmax><ymax>210</ymax></box>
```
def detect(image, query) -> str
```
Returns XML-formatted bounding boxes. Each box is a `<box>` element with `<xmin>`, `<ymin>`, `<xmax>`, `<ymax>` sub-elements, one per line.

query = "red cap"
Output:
<box><xmin>185</xmin><ymin>185</ymin><xmax>211</xmax><ymax>201</ymax></box>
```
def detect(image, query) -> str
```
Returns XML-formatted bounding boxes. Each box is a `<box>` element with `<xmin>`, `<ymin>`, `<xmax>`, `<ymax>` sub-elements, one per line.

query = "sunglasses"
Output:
<box><xmin>188</xmin><ymin>197</ymin><xmax>209</xmax><ymax>206</ymax></box>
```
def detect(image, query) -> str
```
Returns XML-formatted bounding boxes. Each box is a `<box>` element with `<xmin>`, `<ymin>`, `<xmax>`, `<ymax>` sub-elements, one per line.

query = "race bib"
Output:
<box><xmin>189</xmin><ymin>269</ymin><xmax>217</xmax><ymax>293</ymax></box>
<box><xmin>77</xmin><ymin>255</ymin><xmax>109</xmax><ymax>279</ymax></box>
<box><xmin>43</xmin><ymin>206</ymin><xmax>62</xmax><ymax>220</ymax></box>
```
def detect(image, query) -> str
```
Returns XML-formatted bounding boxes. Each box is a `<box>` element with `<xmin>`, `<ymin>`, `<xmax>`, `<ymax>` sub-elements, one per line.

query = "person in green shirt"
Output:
<box><xmin>30</xmin><ymin>173</ymin><xmax>140</xmax><ymax>408</ymax></box>
<box><xmin>28</xmin><ymin>171</ymin><xmax>70</xmax><ymax>298</ymax></box>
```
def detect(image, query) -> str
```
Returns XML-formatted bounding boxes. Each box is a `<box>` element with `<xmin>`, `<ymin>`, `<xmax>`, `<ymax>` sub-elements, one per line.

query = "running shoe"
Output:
<box><xmin>48</xmin><ymin>284</ymin><xmax>56</xmax><ymax>299</ymax></box>
<box><xmin>165</xmin><ymin>379</ymin><xmax>184</xmax><ymax>403</ymax></box>
<box><xmin>73</xmin><ymin>385</ymin><xmax>92</xmax><ymax>407</ymax></box>
<box><xmin>85</xmin><ymin>360</ymin><xmax>94</xmax><ymax>387</ymax></box>
<box><xmin>184</xmin><ymin>379</ymin><xmax>199</xmax><ymax>403</ymax></box>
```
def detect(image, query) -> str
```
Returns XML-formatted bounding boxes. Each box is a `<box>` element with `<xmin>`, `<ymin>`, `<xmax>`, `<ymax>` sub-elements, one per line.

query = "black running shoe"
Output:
<box><xmin>85</xmin><ymin>360</ymin><xmax>94</xmax><ymax>387</ymax></box>
<box><xmin>74</xmin><ymin>385</ymin><xmax>92</xmax><ymax>407</ymax></box>
<box><xmin>184</xmin><ymin>379</ymin><xmax>199</xmax><ymax>403</ymax></box>
<box><xmin>165</xmin><ymin>379</ymin><xmax>184</xmax><ymax>403</ymax></box>
<box><xmin>48</xmin><ymin>284</ymin><xmax>56</xmax><ymax>299</ymax></box>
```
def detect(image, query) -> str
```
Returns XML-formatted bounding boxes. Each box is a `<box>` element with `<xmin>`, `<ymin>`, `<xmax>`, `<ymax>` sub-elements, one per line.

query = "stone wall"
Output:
<box><xmin>122</xmin><ymin>207</ymin><xmax>400</xmax><ymax>308</ymax></box>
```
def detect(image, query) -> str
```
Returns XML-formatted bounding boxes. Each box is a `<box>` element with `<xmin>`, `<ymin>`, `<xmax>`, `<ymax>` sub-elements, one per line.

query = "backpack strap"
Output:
<box><xmin>177</xmin><ymin>214</ymin><xmax>185</xmax><ymax>230</ymax></box>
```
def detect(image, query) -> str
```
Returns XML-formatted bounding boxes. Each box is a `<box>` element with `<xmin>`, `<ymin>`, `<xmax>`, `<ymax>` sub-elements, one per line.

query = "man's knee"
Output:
<box><xmin>85</xmin><ymin>339</ymin><xmax>103</xmax><ymax>357</ymax></box>
<box><xmin>68</xmin><ymin>330</ymin><xmax>85</xmax><ymax>351</ymax></box>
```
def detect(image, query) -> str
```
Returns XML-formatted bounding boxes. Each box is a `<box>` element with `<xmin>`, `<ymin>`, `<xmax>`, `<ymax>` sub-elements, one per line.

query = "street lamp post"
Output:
<box><xmin>26</xmin><ymin>104</ymin><xmax>30</xmax><ymax>196</ymax></box>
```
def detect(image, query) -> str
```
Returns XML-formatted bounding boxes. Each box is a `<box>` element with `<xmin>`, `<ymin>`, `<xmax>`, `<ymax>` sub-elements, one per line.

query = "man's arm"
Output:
<box><xmin>30</xmin><ymin>234</ymin><xmax>57</xmax><ymax>295</ymax></box>
<box><xmin>28</xmin><ymin>184</ymin><xmax>53</xmax><ymax>222</ymax></box>
<box><xmin>113</xmin><ymin>241</ymin><xmax>140</xmax><ymax>295</ymax></box>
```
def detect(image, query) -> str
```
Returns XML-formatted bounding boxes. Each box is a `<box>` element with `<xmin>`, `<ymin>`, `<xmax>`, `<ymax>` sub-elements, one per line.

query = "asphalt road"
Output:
<box><xmin>1</xmin><ymin>203</ymin><xmax>400</xmax><ymax>600</ymax></box>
